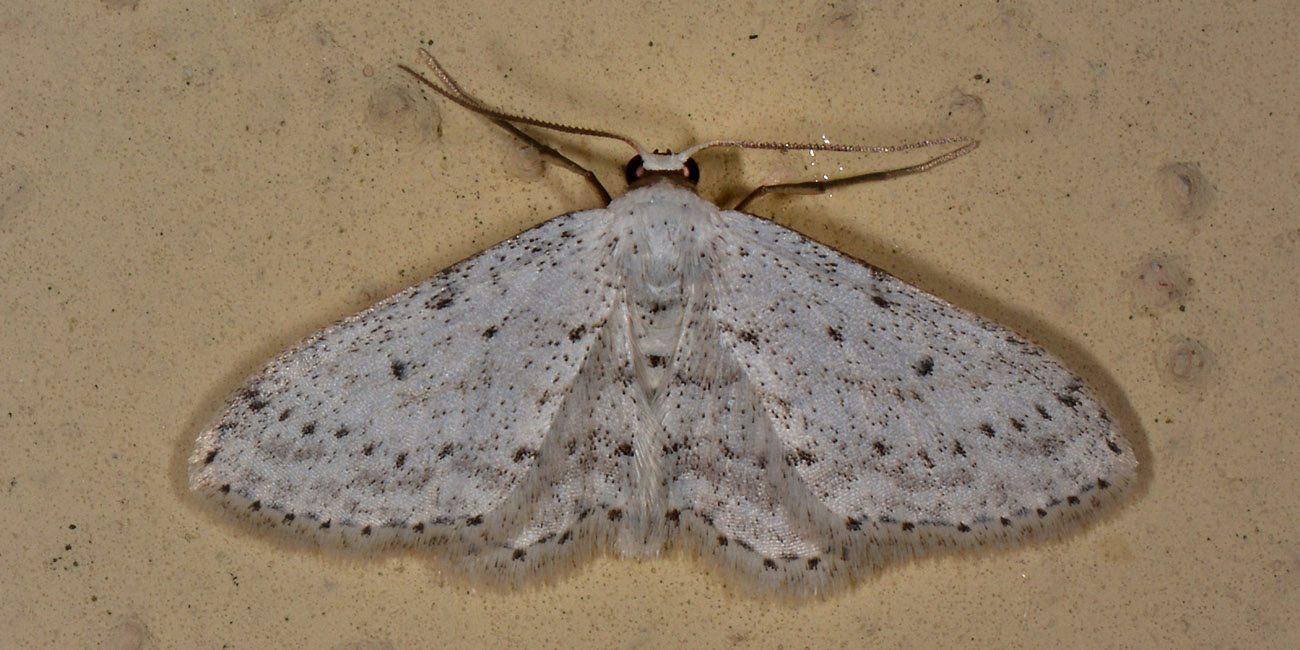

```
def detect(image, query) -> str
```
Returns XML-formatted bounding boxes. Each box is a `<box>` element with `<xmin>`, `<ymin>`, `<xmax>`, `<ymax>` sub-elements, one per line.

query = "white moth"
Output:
<box><xmin>190</xmin><ymin>51</ymin><xmax>1137</xmax><ymax>597</ymax></box>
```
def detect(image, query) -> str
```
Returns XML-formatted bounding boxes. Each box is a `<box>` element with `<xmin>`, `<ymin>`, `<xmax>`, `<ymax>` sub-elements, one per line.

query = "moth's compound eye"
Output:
<box><xmin>624</xmin><ymin>155</ymin><xmax>646</xmax><ymax>185</ymax></box>
<box><xmin>683</xmin><ymin>157</ymin><xmax>700</xmax><ymax>185</ymax></box>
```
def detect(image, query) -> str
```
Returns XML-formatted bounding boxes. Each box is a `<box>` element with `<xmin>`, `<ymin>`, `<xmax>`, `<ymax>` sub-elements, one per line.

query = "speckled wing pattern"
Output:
<box><xmin>191</xmin><ymin>207</ymin><xmax>627</xmax><ymax>552</ymax></box>
<box><xmin>191</xmin><ymin>179</ymin><xmax>1136</xmax><ymax>597</ymax></box>
<box><xmin>676</xmin><ymin>208</ymin><xmax>1136</xmax><ymax>591</ymax></box>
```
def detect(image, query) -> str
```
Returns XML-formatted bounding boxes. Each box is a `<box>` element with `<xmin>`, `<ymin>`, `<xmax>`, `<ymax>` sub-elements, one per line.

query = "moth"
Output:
<box><xmin>191</xmin><ymin>50</ymin><xmax>1136</xmax><ymax>597</ymax></box>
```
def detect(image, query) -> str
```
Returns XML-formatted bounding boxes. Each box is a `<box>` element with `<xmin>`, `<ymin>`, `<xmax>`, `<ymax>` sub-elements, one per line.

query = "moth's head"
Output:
<box><xmin>624</xmin><ymin>150</ymin><xmax>701</xmax><ymax>188</ymax></box>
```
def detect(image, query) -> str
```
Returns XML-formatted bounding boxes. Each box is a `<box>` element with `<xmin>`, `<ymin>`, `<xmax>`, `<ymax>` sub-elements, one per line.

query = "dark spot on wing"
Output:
<box><xmin>482</xmin><ymin>325</ymin><xmax>498</xmax><ymax>339</ymax></box>
<box><xmin>1056</xmin><ymin>392</ymin><xmax>1080</xmax><ymax>408</ymax></box>
<box><xmin>788</xmin><ymin>448</ymin><xmax>817</xmax><ymax>465</ymax></box>
<box><xmin>607</xmin><ymin>508</ymin><xmax>623</xmax><ymax>521</ymax></box>
<box><xmin>826</xmin><ymin>325</ymin><xmax>843</xmax><ymax>342</ymax></box>
<box><xmin>568</xmin><ymin>325</ymin><xmax>586</xmax><ymax>341</ymax></box>
<box><xmin>914</xmin><ymin>356</ymin><xmax>934</xmax><ymax>376</ymax></box>
<box><xmin>301</xmin><ymin>422</ymin><xmax>316</xmax><ymax>436</ymax></box>
<box><xmin>917</xmin><ymin>449</ymin><xmax>935</xmax><ymax>468</ymax></box>
<box><xmin>203</xmin><ymin>449</ymin><xmax>218</xmax><ymax>465</ymax></box>
<box><xmin>871</xmin><ymin>295</ymin><xmax>891</xmax><ymax>309</ymax></box>
<box><xmin>979</xmin><ymin>422</ymin><xmax>996</xmax><ymax>437</ymax></box>
<box><xmin>394</xmin><ymin>452</ymin><xmax>407</xmax><ymax>469</ymax></box>
<box><xmin>1035</xmin><ymin>403</ymin><xmax>1052</xmax><ymax>420</ymax></box>
<box><xmin>334</xmin><ymin>426</ymin><xmax>350</xmax><ymax>439</ymax></box>
<box><xmin>512</xmin><ymin>447</ymin><xmax>536</xmax><ymax>463</ymax></box>
<box><xmin>390</xmin><ymin>360</ymin><xmax>408</xmax><ymax>380</ymax></box>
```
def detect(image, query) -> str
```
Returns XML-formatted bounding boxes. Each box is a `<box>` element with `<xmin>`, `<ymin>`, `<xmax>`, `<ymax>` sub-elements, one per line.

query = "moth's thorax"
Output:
<box><xmin>611</xmin><ymin>181</ymin><xmax>720</xmax><ymax>395</ymax></box>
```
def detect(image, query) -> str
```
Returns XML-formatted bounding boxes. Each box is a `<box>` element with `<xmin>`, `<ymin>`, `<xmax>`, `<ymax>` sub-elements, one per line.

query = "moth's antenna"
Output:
<box><xmin>401</xmin><ymin>49</ymin><xmax>977</xmax><ymax>209</ymax></box>
<box><xmin>678</xmin><ymin>136</ymin><xmax>972</xmax><ymax>159</ymax></box>
<box><xmin>729</xmin><ymin>139</ymin><xmax>979</xmax><ymax>212</ymax></box>
<box><xmin>402</xmin><ymin>49</ymin><xmax>658</xmax><ymax>204</ymax></box>
<box><xmin>408</xmin><ymin>49</ymin><xmax>645</xmax><ymax>149</ymax></box>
